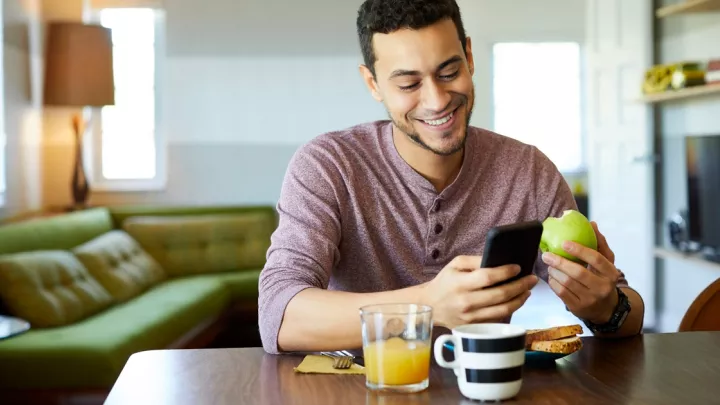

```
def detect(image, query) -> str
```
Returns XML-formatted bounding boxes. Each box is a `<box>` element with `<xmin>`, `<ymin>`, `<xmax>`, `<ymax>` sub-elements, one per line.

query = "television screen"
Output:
<box><xmin>686</xmin><ymin>135</ymin><xmax>720</xmax><ymax>252</ymax></box>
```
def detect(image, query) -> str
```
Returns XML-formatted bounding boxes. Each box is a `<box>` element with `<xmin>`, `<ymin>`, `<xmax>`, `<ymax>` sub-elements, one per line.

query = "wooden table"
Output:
<box><xmin>105</xmin><ymin>332</ymin><xmax>720</xmax><ymax>405</ymax></box>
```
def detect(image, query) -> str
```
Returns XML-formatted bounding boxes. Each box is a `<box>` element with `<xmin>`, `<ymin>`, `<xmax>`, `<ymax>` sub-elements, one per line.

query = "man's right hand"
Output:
<box><xmin>421</xmin><ymin>255</ymin><xmax>538</xmax><ymax>329</ymax></box>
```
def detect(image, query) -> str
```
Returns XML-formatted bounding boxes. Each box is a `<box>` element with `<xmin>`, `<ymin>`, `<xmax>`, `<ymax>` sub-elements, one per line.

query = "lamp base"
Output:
<box><xmin>71</xmin><ymin>113</ymin><xmax>90</xmax><ymax>208</ymax></box>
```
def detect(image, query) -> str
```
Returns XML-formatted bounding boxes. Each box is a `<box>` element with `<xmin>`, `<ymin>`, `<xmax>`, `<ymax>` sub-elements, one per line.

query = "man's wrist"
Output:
<box><xmin>583</xmin><ymin>287</ymin><xmax>631</xmax><ymax>334</ymax></box>
<box><xmin>589</xmin><ymin>287</ymin><xmax>620</xmax><ymax>324</ymax></box>
<box><xmin>415</xmin><ymin>282</ymin><xmax>429</xmax><ymax>305</ymax></box>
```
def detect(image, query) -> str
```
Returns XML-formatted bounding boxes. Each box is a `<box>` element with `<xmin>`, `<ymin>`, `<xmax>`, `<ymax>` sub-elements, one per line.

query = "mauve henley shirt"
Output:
<box><xmin>258</xmin><ymin>120</ymin><xmax>628</xmax><ymax>354</ymax></box>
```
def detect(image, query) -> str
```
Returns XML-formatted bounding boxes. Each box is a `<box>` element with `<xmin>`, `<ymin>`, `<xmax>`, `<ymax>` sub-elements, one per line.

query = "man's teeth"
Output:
<box><xmin>423</xmin><ymin>112</ymin><xmax>453</xmax><ymax>126</ymax></box>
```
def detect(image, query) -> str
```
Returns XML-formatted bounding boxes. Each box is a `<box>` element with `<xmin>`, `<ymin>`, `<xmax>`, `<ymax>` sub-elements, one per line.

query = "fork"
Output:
<box><xmin>321</xmin><ymin>351</ymin><xmax>355</xmax><ymax>369</ymax></box>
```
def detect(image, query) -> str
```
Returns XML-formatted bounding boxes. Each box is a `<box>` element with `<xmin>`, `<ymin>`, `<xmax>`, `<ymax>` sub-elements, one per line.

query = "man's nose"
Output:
<box><xmin>421</xmin><ymin>80</ymin><xmax>452</xmax><ymax>113</ymax></box>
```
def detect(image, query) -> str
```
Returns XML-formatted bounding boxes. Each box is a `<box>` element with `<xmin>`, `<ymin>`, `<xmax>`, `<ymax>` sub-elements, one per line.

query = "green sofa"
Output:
<box><xmin>0</xmin><ymin>205</ymin><xmax>276</xmax><ymax>403</ymax></box>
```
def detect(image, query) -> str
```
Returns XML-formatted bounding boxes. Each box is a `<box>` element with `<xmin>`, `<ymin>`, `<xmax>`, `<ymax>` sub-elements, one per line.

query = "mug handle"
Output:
<box><xmin>434</xmin><ymin>334</ymin><xmax>460</xmax><ymax>369</ymax></box>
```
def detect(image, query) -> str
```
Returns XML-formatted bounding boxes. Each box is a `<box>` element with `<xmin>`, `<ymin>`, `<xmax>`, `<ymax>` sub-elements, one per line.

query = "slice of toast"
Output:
<box><xmin>525</xmin><ymin>324</ymin><xmax>583</xmax><ymax>348</ymax></box>
<box><xmin>529</xmin><ymin>336</ymin><xmax>583</xmax><ymax>354</ymax></box>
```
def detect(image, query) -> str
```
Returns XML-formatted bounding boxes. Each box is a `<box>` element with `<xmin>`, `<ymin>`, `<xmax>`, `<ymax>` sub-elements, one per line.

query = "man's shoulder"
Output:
<box><xmin>297</xmin><ymin>120</ymin><xmax>389</xmax><ymax>158</ymax></box>
<box><xmin>468</xmin><ymin>126</ymin><xmax>535</xmax><ymax>154</ymax></box>
<box><xmin>468</xmin><ymin>126</ymin><xmax>556</xmax><ymax>171</ymax></box>
<box><xmin>287</xmin><ymin>120</ymin><xmax>390</xmax><ymax>176</ymax></box>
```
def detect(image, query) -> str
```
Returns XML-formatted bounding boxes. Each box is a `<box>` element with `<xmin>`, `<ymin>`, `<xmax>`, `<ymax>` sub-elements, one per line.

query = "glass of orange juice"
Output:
<box><xmin>360</xmin><ymin>304</ymin><xmax>433</xmax><ymax>393</ymax></box>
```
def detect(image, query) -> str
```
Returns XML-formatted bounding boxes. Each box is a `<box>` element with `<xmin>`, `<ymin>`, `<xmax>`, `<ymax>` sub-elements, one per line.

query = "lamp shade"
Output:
<box><xmin>43</xmin><ymin>22</ymin><xmax>115</xmax><ymax>107</ymax></box>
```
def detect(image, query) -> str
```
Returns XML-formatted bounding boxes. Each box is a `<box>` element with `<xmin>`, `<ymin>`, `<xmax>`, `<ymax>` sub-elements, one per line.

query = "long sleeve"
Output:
<box><xmin>258</xmin><ymin>142</ymin><xmax>344</xmax><ymax>354</ymax></box>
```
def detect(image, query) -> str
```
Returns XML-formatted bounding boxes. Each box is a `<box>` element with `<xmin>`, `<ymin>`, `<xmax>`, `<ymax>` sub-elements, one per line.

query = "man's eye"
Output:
<box><xmin>399</xmin><ymin>83</ymin><xmax>420</xmax><ymax>91</ymax></box>
<box><xmin>439</xmin><ymin>71</ymin><xmax>459</xmax><ymax>80</ymax></box>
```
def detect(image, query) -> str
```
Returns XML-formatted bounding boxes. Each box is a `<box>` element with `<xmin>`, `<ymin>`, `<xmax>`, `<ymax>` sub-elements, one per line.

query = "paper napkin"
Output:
<box><xmin>293</xmin><ymin>355</ymin><xmax>365</xmax><ymax>375</ymax></box>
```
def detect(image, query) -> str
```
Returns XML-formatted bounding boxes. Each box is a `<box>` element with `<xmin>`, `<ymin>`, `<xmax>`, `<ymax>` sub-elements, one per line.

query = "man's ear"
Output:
<box><xmin>465</xmin><ymin>36</ymin><xmax>475</xmax><ymax>76</ymax></box>
<box><xmin>359</xmin><ymin>64</ymin><xmax>383</xmax><ymax>102</ymax></box>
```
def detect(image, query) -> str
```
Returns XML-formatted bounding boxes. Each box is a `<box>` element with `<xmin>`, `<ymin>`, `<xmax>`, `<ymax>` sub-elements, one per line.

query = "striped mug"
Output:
<box><xmin>433</xmin><ymin>324</ymin><xmax>526</xmax><ymax>401</ymax></box>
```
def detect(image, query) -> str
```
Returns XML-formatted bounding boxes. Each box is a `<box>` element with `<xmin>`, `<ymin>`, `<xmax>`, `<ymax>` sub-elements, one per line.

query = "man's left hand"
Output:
<box><xmin>542</xmin><ymin>221</ymin><xmax>620</xmax><ymax>324</ymax></box>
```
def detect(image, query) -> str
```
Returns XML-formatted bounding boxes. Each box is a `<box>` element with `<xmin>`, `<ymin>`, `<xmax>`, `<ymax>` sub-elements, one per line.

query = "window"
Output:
<box><xmin>492</xmin><ymin>42</ymin><xmax>584</xmax><ymax>173</ymax></box>
<box><xmin>86</xmin><ymin>6</ymin><xmax>165</xmax><ymax>190</ymax></box>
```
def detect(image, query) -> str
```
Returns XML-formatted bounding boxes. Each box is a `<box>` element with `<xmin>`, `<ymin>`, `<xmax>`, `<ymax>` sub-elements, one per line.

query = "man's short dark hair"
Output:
<box><xmin>356</xmin><ymin>0</ymin><xmax>468</xmax><ymax>76</ymax></box>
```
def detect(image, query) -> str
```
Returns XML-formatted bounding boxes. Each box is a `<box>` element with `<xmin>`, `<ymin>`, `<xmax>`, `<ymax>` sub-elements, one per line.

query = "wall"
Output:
<box><xmin>1</xmin><ymin>0</ymin><xmax>44</xmax><ymax>219</ymax></box>
<box><xmin>655</xmin><ymin>1</ymin><xmax>720</xmax><ymax>332</ymax></box>
<box><xmin>36</xmin><ymin>0</ymin><xmax>587</xmax><ymax>209</ymax></box>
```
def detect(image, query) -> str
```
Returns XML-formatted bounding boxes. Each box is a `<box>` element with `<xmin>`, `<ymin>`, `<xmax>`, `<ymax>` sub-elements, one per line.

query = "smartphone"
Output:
<box><xmin>480</xmin><ymin>220</ymin><xmax>544</xmax><ymax>287</ymax></box>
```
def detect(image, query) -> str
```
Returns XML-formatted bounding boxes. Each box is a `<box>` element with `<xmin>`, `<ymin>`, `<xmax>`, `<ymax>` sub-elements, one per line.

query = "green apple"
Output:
<box><xmin>540</xmin><ymin>210</ymin><xmax>598</xmax><ymax>264</ymax></box>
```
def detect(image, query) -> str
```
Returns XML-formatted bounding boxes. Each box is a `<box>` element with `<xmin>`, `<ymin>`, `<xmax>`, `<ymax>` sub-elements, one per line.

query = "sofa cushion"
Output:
<box><xmin>188</xmin><ymin>269</ymin><xmax>262</xmax><ymax>301</ymax></box>
<box><xmin>0</xmin><ymin>250</ymin><xmax>114</xmax><ymax>327</ymax></box>
<box><xmin>0</xmin><ymin>208</ymin><xmax>114</xmax><ymax>255</ymax></box>
<box><xmin>122</xmin><ymin>213</ymin><xmax>273</xmax><ymax>277</ymax></box>
<box><xmin>73</xmin><ymin>230</ymin><xmax>166</xmax><ymax>302</ymax></box>
<box><xmin>0</xmin><ymin>276</ymin><xmax>231</xmax><ymax>389</ymax></box>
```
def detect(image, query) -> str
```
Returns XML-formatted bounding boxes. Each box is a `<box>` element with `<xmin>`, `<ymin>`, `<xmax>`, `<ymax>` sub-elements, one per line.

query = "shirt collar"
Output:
<box><xmin>380</xmin><ymin>120</ymin><xmax>477</xmax><ymax>201</ymax></box>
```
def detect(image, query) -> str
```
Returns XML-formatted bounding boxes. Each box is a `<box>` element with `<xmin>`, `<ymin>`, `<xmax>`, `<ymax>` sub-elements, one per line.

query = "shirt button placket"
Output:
<box><xmin>429</xmin><ymin>199</ymin><xmax>443</xmax><ymax>261</ymax></box>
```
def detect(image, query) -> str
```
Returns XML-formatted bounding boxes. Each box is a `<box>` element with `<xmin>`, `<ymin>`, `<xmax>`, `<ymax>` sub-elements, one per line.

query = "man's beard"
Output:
<box><xmin>388</xmin><ymin>91</ymin><xmax>474</xmax><ymax>157</ymax></box>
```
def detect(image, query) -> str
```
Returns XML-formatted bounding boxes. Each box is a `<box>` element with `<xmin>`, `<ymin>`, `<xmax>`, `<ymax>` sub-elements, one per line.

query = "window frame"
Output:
<box><xmin>490</xmin><ymin>41</ymin><xmax>588</xmax><ymax>175</ymax></box>
<box><xmin>83</xmin><ymin>6</ymin><xmax>167</xmax><ymax>192</ymax></box>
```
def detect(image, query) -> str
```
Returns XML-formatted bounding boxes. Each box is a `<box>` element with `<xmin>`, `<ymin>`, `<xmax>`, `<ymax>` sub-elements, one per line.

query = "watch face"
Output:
<box><xmin>617</xmin><ymin>310</ymin><xmax>630</xmax><ymax>327</ymax></box>
<box><xmin>608</xmin><ymin>291</ymin><xmax>631</xmax><ymax>331</ymax></box>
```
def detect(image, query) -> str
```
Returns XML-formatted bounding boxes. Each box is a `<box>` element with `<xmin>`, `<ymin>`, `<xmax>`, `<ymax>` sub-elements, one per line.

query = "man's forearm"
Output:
<box><xmin>277</xmin><ymin>285</ymin><xmax>425</xmax><ymax>352</ymax></box>
<box><xmin>594</xmin><ymin>287</ymin><xmax>644</xmax><ymax>338</ymax></box>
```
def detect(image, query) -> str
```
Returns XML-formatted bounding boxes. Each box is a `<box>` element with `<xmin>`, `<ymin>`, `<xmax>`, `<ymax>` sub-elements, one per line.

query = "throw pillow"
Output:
<box><xmin>0</xmin><ymin>250</ymin><xmax>114</xmax><ymax>327</ymax></box>
<box><xmin>73</xmin><ymin>230</ymin><xmax>166</xmax><ymax>302</ymax></box>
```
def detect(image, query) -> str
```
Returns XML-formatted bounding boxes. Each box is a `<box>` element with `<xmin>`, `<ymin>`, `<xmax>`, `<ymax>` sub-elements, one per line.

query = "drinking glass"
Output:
<box><xmin>360</xmin><ymin>303</ymin><xmax>433</xmax><ymax>393</ymax></box>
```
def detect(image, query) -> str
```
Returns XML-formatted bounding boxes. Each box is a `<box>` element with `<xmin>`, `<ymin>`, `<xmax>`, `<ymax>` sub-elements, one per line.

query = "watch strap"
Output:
<box><xmin>583</xmin><ymin>287</ymin><xmax>631</xmax><ymax>334</ymax></box>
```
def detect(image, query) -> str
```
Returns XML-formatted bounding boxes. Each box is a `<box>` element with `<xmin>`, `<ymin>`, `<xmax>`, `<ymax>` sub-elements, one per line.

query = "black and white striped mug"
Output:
<box><xmin>433</xmin><ymin>324</ymin><xmax>526</xmax><ymax>401</ymax></box>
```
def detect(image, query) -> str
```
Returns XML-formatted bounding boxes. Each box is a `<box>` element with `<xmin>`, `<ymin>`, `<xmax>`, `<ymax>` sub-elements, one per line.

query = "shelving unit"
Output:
<box><xmin>656</xmin><ymin>0</ymin><xmax>720</xmax><ymax>18</ymax></box>
<box><xmin>640</xmin><ymin>82</ymin><xmax>720</xmax><ymax>103</ymax></box>
<box><xmin>654</xmin><ymin>247</ymin><xmax>720</xmax><ymax>271</ymax></box>
<box><xmin>646</xmin><ymin>2</ymin><xmax>720</xmax><ymax>103</ymax></box>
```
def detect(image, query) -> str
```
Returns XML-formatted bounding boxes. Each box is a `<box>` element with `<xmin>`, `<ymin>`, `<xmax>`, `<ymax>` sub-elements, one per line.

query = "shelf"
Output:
<box><xmin>656</xmin><ymin>0</ymin><xmax>720</xmax><ymax>18</ymax></box>
<box><xmin>654</xmin><ymin>247</ymin><xmax>720</xmax><ymax>271</ymax></box>
<box><xmin>639</xmin><ymin>82</ymin><xmax>720</xmax><ymax>103</ymax></box>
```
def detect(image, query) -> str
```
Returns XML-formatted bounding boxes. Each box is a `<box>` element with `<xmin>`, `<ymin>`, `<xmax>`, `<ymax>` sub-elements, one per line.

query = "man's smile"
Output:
<box><xmin>416</xmin><ymin>106</ymin><xmax>460</xmax><ymax>131</ymax></box>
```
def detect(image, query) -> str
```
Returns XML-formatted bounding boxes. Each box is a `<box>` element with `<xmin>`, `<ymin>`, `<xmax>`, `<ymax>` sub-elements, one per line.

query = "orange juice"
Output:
<box><xmin>363</xmin><ymin>337</ymin><xmax>431</xmax><ymax>386</ymax></box>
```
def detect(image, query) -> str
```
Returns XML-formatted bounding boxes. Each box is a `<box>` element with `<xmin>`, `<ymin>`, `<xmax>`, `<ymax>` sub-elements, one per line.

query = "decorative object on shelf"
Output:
<box><xmin>672</xmin><ymin>62</ymin><xmax>706</xmax><ymax>89</ymax></box>
<box><xmin>668</xmin><ymin>210</ymin><xmax>694</xmax><ymax>253</ymax></box>
<box><xmin>706</xmin><ymin>59</ymin><xmax>720</xmax><ymax>84</ymax></box>
<box><xmin>43</xmin><ymin>22</ymin><xmax>115</xmax><ymax>210</ymax></box>
<box><xmin>643</xmin><ymin>62</ymin><xmax>706</xmax><ymax>95</ymax></box>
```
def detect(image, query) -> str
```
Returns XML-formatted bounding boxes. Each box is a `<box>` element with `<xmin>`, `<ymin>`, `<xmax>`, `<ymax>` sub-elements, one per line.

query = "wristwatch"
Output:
<box><xmin>583</xmin><ymin>287</ymin><xmax>631</xmax><ymax>334</ymax></box>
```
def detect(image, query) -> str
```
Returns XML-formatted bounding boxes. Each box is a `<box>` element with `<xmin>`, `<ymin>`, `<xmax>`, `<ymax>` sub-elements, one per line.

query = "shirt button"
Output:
<box><xmin>434</xmin><ymin>223</ymin><xmax>443</xmax><ymax>234</ymax></box>
<box><xmin>431</xmin><ymin>249</ymin><xmax>440</xmax><ymax>259</ymax></box>
<box><xmin>434</xmin><ymin>201</ymin><xmax>442</xmax><ymax>212</ymax></box>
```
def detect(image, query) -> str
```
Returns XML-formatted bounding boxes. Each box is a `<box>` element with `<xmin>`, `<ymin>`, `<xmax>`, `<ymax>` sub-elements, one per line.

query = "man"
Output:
<box><xmin>258</xmin><ymin>0</ymin><xmax>644</xmax><ymax>355</ymax></box>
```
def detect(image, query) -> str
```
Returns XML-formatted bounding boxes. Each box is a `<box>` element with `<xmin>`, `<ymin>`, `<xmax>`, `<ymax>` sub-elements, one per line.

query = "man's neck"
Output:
<box><xmin>392</xmin><ymin>126</ymin><xmax>465</xmax><ymax>193</ymax></box>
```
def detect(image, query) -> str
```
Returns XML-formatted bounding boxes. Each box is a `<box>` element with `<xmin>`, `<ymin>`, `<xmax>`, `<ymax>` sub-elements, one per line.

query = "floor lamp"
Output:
<box><xmin>43</xmin><ymin>21</ymin><xmax>115</xmax><ymax>210</ymax></box>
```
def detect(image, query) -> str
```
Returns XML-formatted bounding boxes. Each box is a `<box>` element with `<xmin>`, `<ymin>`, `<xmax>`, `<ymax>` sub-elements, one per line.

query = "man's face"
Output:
<box><xmin>362</xmin><ymin>18</ymin><xmax>475</xmax><ymax>157</ymax></box>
